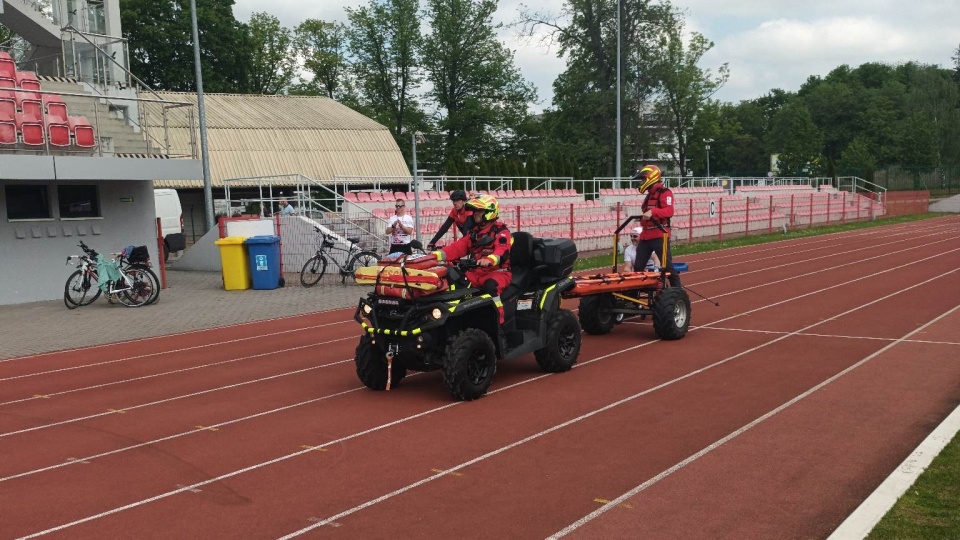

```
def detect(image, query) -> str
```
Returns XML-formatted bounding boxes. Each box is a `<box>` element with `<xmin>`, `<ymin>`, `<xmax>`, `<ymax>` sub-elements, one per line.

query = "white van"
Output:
<box><xmin>154</xmin><ymin>189</ymin><xmax>186</xmax><ymax>260</ymax></box>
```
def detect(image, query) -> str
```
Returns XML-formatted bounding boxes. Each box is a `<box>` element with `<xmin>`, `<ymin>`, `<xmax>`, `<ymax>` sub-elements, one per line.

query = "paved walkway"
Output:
<box><xmin>0</xmin><ymin>270</ymin><xmax>365</xmax><ymax>360</ymax></box>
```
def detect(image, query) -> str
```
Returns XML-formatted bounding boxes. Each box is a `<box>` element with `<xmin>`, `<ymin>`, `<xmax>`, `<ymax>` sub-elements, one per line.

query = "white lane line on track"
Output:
<box><xmin>0</xmin><ymin>330</ymin><xmax>356</xmax><ymax>384</ymax></box>
<box><xmin>701</xmin><ymin>326</ymin><xmax>960</xmax><ymax>346</ymax></box>
<box><xmin>688</xmin><ymin>238</ymin><xmax>958</xmax><ymax>305</ymax></box>
<box><xmin>828</xmin><ymin>389</ymin><xmax>960</xmax><ymax>539</ymax></box>
<box><xmin>679</xmin><ymin>219</ymin><xmax>955</xmax><ymax>266</ymax></box>
<box><xmin>688</xmin><ymin>226</ymin><xmax>953</xmax><ymax>276</ymax></box>
<box><xmin>2</xmin><ymin>305</ymin><xmax>354</xmax><ymax>363</ymax></box>
<box><xmin>0</xmin><ymin>376</ymin><xmax>366</xmax><ymax>483</ymax></box>
<box><xmin>16</xmin><ymin>345</ymin><xmax>665</xmax><ymax>540</ymax></box>
<box><xmin>0</xmin><ymin>358</ymin><xmax>354</xmax><ymax>439</ymax></box>
<box><xmin>548</xmin><ymin>303</ymin><xmax>960</xmax><ymax>539</ymax></box>
<box><xmin>18</xmin><ymin>261</ymin><xmax>959</xmax><ymax>539</ymax></box>
<box><xmin>275</xmin><ymin>269</ymin><xmax>960</xmax><ymax>539</ymax></box>
<box><xmin>0</xmin><ymin>336</ymin><xmax>355</xmax><ymax>407</ymax></box>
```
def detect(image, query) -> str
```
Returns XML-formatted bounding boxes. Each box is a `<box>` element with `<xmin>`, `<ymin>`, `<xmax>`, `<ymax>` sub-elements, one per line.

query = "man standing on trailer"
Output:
<box><xmin>632</xmin><ymin>165</ymin><xmax>681</xmax><ymax>287</ymax></box>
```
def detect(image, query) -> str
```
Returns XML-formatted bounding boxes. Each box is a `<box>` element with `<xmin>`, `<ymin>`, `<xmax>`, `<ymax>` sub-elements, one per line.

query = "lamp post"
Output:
<box><xmin>705</xmin><ymin>138</ymin><xmax>714</xmax><ymax>179</ymax></box>
<box><xmin>615</xmin><ymin>0</ymin><xmax>621</xmax><ymax>189</ymax></box>
<box><xmin>189</xmin><ymin>0</ymin><xmax>214</xmax><ymax>231</ymax></box>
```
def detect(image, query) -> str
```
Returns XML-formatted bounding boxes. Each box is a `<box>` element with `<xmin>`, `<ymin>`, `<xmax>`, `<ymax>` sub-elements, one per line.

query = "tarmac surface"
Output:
<box><xmin>0</xmin><ymin>270</ymin><xmax>365</xmax><ymax>360</ymax></box>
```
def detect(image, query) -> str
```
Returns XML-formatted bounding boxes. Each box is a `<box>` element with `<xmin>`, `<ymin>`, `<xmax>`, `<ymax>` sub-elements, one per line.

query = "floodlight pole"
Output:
<box><xmin>705</xmin><ymin>138</ymin><xmax>714</xmax><ymax>179</ymax></box>
<box><xmin>190</xmin><ymin>0</ymin><xmax>214</xmax><ymax>231</ymax></box>
<box><xmin>615</xmin><ymin>0</ymin><xmax>622</xmax><ymax>189</ymax></box>
<box><xmin>412</xmin><ymin>132</ymin><xmax>421</xmax><ymax>241</ymax></box>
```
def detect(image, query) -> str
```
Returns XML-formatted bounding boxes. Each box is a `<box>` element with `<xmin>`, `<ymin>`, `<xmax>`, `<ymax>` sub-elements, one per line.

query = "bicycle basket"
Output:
<box><xmin>322</xmin><ymin>237</ymin><xmax>336</xmax><ymax>248</ymax></box>
<box><xmin>127</xmin><ymin>245</ymin><xmax>150</xmax><ymax>263</ymax></box>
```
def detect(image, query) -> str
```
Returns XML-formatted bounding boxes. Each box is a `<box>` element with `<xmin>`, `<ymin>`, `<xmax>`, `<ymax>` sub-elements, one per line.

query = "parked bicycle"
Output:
<box><xmin>63</xmin><ymin>241</ymin><xmax>158</xmax><ymax>308</ymax></box>
<box><xmin>300</xmin><ymin>227</ymin><xmax>381</xmax><ymax>287</ymax></box>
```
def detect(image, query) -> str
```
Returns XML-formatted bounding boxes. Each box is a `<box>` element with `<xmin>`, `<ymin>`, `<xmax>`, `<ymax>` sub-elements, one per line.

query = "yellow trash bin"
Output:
<box><xmin>215</xmin><ymin>236</ymin><xmax>251</xmax><ymax>290</ymax></box>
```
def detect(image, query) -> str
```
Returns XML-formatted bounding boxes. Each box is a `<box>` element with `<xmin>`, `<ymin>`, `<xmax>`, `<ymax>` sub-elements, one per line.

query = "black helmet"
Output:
<box><xmin>450</xmin><ymin>189</ymin><xmax>467</xmax><ymax>201</ymax></box>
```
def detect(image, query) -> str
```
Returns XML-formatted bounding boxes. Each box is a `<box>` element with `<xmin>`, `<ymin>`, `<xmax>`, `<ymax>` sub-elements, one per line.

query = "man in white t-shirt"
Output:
<box><xmin>622</xmin><ymin>226</ymin><xmax>658</xmax><ymax>272</ymax></box>
<box><xmin>385</xmin><ymin>198</ymin><xmax>415</xmax><ymax>254</ymax></box>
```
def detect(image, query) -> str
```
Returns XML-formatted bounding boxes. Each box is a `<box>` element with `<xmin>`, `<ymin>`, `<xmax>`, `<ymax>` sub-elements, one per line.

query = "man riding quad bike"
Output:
<box><xmin>353</xmin><ymin>195</ymin><xmax>582</xmax><ymax>401</ymax></box>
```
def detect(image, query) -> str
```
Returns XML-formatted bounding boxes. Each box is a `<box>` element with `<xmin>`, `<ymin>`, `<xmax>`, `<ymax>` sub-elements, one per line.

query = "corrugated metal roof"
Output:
<box><xmin>146</xmin><ymin>93</ymin><xmax>410</xmax><ymax>188</ymax></box>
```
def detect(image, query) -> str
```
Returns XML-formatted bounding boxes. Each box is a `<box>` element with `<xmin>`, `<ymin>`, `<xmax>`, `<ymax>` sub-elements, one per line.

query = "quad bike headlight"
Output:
<box><xmin>363</xmin><ymin>303</ymin><xmax>373</xmax><ymax>315</ymax></box>
<box><xmin>431</xmin><ymin>308</ymin><xmax>443</xmax><ymax>320</ymax></box>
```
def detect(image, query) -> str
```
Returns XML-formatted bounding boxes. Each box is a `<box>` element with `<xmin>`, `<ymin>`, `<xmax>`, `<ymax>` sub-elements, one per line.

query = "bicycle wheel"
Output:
<box><xmin>115</xmin><ymin>268</ymin><xmax>153</xmax><ymax>307</ymax></box>
<box><xmin>127</xmin><ymin>264</ymin><xmax>160</xmax><ymax>305</ymax></box>
<box><xmin>349</xmin><ymin>251</ymin><xmax>381</xmax><ymax>283</ymax></box>
<box><xmin>300</xmin><ymin>255</ymin><xmax>327</xmax><ymax>287</ymax></box>
<box><xmin>64</xmin><ymin>269</ymin><xmax>101</xmax><ymax>309</ymax></box>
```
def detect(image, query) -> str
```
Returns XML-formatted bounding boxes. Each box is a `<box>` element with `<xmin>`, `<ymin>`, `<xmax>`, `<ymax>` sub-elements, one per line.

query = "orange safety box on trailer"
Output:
<box><xmin>354</xmin><ymin>265</ymin><xmax>448</xmax><ymax>290</ymax></box>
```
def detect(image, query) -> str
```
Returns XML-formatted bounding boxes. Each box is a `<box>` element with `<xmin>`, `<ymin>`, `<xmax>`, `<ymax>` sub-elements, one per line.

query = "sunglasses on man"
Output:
<box><xmin>395</xmin><ymin>204</ymin><xmax>405</xmax><ymax>208</ymax></box>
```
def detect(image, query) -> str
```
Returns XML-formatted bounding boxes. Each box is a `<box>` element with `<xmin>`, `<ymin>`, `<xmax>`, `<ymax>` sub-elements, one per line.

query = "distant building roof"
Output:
<box><xmin>146</xmin><ymin>93</ymin><xmax>410</xmax><ymax>188</ymax></box>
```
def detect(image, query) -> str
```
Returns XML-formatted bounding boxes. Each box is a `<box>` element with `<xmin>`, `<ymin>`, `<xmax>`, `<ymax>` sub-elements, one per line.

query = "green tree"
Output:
<box><xmin>837</xmin><ymin>136</ymin><xmax>876</xmax><ymax>177</ymax></box>
<box><xmin>649</xmin><ymin>10</ymin><xmax>729</xmax><ymax>177</ymax></box>
<box><xmin>347</xmin><ymin>0</ymin><xmax>425</xmax><ymax>146</ymax></box>
<box><xmin>245</xmin><ymin>12</ymin><xmax>296</xmax><ymax>94</ymax></box>
<box><xmin>422</xmin><ymin>0</ymin><xmax>536</xmax><ymax>162</ymax></box>
<box><xmin>519</xmin><ymin>0</ymin><xmax>671</xmax><ymax>176</ymax></box>
<box><xmin>120</xmin><ymin>0</ymin><xmax>250</xmax><ymax>92</ymax></box>
<box><xmin>768</xmin><ymin>101</ymin><xmax>823</xmax><ymax>176</ymax></box>
<box><xmin>292</xmin><ymin>20</ymin><xmax>358</xmax><ymax>103</ymax></box>
<box><xmin>952</xmin><ymin>43</ymin><xmax>960</xmax><ymax>83</ymax></box>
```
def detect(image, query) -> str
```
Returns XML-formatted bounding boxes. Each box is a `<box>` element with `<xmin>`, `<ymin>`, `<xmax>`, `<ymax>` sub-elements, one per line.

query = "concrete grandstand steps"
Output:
<box><xmin>36</xmin><ymin>79</ymin><xmax>150</xmax><ymax>155</ymax></box>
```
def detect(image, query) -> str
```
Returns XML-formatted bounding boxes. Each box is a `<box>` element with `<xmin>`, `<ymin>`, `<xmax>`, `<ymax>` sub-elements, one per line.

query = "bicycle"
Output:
<box><xmin>63</xmin><ymin>242</ymin><xmax>157</xmax><ymax>308</ymax></box>
<box><xmin>300</xmin><ymin>227</ymin><xmax>381</xmax><ymax>287</ymax></box>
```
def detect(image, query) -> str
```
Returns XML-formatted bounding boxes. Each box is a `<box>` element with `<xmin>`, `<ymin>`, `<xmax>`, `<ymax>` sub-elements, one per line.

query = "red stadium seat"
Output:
<box><xmin>68</xmin><ymin>116</ymin><xmax>96</xmax><ymax>147</ymax></box>
<box><xmin>0</xmin><ymin>90</ymin><xmax>15</xmax><ymax>118</ymax></box>
<box><xmin>344</xmin><ymin>192</ymin><xmax>359</xmax><ymax>202</ymax></box>
<box><xmin>15</xmin><ymin>91</ymin><xmax>42</xmax><ymax>118</ymax></box>
<box><xmin>42</xmin><ymin>94</ymin><xmax>68</xmax><ymax>120</ymax></box>
<box><xmin>16</xmin><ymin>112</ymin><xmax>44</xmax><ymax>146</ymax></box>
<box><xmin>46</xmin><ymin>114</ymin><xmax>70</xmax><ymax>147</ymax></box>
<box><xmin>0</xmin><ymin>112</ymin><xmax>16</xmax><ymax>145</ymax></box>
<box><xmin>15</xmin><ymin>71</ymin><xmax>41</xmax><ymax>90</ymax></box>
<box><xmin>0</xmin><ymin>53</ymin><xmax>14</xmax><ymax>88</ymax></box>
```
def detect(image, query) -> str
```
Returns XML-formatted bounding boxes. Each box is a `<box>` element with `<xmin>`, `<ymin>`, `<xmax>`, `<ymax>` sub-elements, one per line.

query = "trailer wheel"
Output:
<box><xmin>652</xmin><ymin>288</ymin><xmax>691</xmax><ymax>340</ymax></box>
<box><xmin>579</xmin><ymin>294</ymin><xmax>615</xmax><ymax>335</ymax></box>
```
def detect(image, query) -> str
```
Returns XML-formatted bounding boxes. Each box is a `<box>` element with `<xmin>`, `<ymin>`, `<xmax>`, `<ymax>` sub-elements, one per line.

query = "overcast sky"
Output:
<box><xmin>233</xmin><ymin>0</ymin><xmax>960</xmax><ymax>110</ymax></box>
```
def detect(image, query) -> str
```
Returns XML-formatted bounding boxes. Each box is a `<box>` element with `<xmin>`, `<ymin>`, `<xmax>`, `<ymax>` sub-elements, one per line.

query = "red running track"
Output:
<box><xmin>1</xmin><ymin>216</ymin><xmax>958</xmax><ymax>539</ymax></box>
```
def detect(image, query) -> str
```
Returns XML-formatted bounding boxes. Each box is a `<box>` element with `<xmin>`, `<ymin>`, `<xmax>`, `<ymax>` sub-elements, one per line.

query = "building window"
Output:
<box><xmin>58</xmin><ymin>185</ymin><xmax>101</xmax><ymax>219</ymax></box>
<box><xmin>5</xmin><ymin>185</ymin><xmax>51</xmax><ymax>220</ymax></box>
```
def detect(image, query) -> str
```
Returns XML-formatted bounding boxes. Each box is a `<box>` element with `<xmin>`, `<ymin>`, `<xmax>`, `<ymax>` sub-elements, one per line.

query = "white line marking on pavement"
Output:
<box><xmin>0</xmin><ymin>358</ymin><xmax>353</xmax><ymax>439</ymax></box>
<box><xmin>701</xmin><ymin>326</ymin><xmax>960</xmax><ymax>346</ymax></box>
<box><xmin>276</xmin><ymin>272</ymin><xmax>960</xmax><ymax>538</ymax></box>
<box><xmin>548</xmin><ymin>304</ymin><xmax>960</xmax><ymax>539</ymax></box>
<box><xmin>827</xmin><ymin>401</ymin><xmax>960</xmax><ymax>539</ymax></box>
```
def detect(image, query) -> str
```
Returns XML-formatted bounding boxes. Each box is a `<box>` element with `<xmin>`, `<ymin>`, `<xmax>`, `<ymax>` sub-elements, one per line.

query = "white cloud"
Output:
<box><xmin>233</xmin><ymin>0</ymin><xmax>960</xmax><ymax>106</ymax></box>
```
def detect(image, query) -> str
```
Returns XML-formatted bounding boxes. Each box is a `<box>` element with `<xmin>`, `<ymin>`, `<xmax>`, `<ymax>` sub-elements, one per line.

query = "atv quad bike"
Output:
<box><xmin>353</xmin><ymin>232</ymin><xmax>581</xmax><ymax>401</ymax></box>
<box><xmin>563</xmin><ymin>215</ymin><xmax>691</xmax><ymax>340</ymax></box>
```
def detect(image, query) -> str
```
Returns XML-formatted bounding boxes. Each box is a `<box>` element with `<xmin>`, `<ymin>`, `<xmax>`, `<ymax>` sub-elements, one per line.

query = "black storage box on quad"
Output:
<box><xmin>534</xmin><ymin>237</ymin><xmax>577</xmax><ymax>279</ymax></box>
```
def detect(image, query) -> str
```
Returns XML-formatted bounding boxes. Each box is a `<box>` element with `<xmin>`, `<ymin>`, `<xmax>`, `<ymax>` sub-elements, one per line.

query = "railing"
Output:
<box><xmin>223</xmin><ymin>174</ymin><xmax>389</xmax><ymax>254</ymax></box>
<box><xmin>0</xmin><ymin>86</ymin><xmax>194</xmax><ymax>158</ymax></box>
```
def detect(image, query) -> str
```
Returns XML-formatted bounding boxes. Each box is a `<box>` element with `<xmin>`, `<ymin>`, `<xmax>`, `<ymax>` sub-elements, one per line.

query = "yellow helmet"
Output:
<box><xmin>465</xmin><ymin>194</ymin><xmax>499</xmax><ymax>222</ymax></box>
<box><xmin>633</xmin><ymin>165</ymin><xmax>662</xmax><ymax>192</ymax></box>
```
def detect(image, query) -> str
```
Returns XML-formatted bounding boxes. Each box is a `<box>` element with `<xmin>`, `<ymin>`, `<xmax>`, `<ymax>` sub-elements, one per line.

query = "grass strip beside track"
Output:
<box><xmin>572</xmin><ymin>212</ymin><xmax>956</xmax><ymax>538</ymax></box>
<box><xmin>867</xmin><ymin>431</ymin><xmax>960</xmax><ymax>540</ymax></box>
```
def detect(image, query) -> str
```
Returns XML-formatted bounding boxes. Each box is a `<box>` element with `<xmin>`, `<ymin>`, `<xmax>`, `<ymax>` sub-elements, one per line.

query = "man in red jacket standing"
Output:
<box><xmin>632</xmin><ymin>165</ymin><xmax>681</xmax><ymax>287</ymax></box>
<box><xmin>433</xmin><ymin>194</ymin><xmax>513</xmax><ymax>322</ymax></box>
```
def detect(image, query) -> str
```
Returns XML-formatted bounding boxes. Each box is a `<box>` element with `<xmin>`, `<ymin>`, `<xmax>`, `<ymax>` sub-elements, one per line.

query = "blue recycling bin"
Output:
<box><xmin>244</xmin><ymin>235</ymin><xmax>283</xmax><ymax>290</ymax></box>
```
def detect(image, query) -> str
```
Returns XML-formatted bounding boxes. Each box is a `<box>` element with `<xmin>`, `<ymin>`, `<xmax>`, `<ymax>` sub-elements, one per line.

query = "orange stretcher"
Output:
<box><xmin>563</xmin><ymin>270</ymin><xmax>667</xmax><ymax>298</ymax></box>
<box><xmin>354</xmin><ymin>265</ymin><xmax>448</xmax><ymax>290</ymax></box>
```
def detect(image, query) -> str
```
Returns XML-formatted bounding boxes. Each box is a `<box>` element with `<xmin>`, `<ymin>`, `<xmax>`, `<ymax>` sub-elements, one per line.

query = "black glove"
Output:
<box><xmin>426</xmin><ymin>243</ymin><xmax>436</xmax><ymax>251</ymax></box>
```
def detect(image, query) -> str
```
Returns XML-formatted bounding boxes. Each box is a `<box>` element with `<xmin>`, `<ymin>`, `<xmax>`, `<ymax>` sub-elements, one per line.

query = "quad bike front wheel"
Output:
<box><xmin>355</xmin><ymin>334</ymin><xmax>407</xmax><ymax>390</ymax></box>
<box><xmin>443</xmin><ymin>329</ymin><xmax>497</xmax><ymax>401</ymax></box>
<box><xmin>535</xmin><ymin>309</ymin><xmax>581</xmax><ymax>372</ymax></box>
